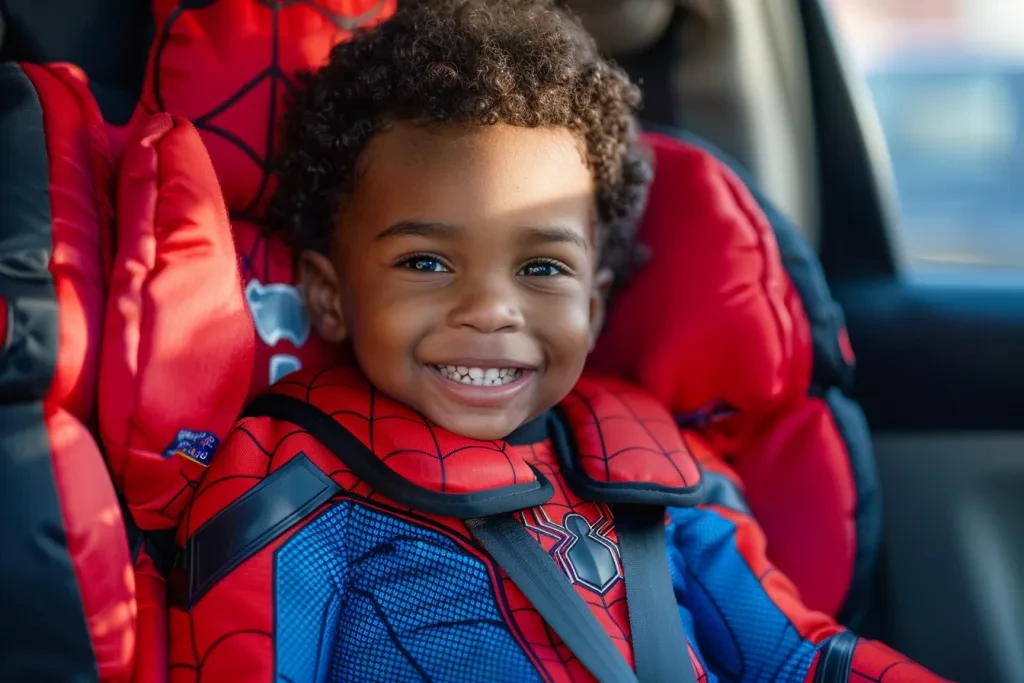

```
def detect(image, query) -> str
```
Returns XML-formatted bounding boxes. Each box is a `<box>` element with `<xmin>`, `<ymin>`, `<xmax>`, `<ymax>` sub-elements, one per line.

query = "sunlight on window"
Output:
<box><xmin>828</xmin><ymin>0</ymin><xmax>1024</xmax><ymax>270</ymax></box>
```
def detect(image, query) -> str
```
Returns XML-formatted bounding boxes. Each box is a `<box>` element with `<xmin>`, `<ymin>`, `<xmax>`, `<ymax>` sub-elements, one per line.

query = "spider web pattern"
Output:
<box><xmin>516</xmin><ymin>440</ymin><xmax>709</xmax><ymax>681</ymax></box>
<box><xmin>271</xmin><ymin>365</ymin><xmax>537</xmax><ymax>492</ymax></box>
<box><xmin>168</xmin><ymin>404</ymin><xmax>572</xmax><ymax>680</ymax></box>
<box><xmin>148</xmin><ymin>0</ymin><xmax>393</xmax><ymax>222</ymax></box>
<box><xmin>564</xmin><ymin>376</ymin><xmax>703</xmax><ymax>489</ymax></box>
<box><xmin>169</xmin><ymin>367</ymin><xmax>710</xmax><ymax>681</ymax></box>
<box><xmin>112</xmin><ymin>445</ymin><xmax>203</xmax><ymax>532</ymax></box>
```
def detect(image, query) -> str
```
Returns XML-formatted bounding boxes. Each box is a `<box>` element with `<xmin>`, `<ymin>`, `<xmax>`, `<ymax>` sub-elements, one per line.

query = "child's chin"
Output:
<box><xmin>429</xmin><ymin>409</ymin><xmax>527</xmax><ymax>441</ymax></box>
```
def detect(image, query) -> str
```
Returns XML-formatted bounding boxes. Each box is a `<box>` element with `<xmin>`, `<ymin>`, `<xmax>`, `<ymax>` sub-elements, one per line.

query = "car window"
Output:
<box><xmin>828</xmin><ymin>0</ymin><xmax>1024</xmax><ymax>271</ymax></box>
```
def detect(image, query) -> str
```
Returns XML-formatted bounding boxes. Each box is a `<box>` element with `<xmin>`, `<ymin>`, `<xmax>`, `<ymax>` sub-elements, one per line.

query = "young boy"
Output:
<box><xmin>167</xmin><ymin>2</ymin><xmax>947</xmax><ymax>681</ymax></box>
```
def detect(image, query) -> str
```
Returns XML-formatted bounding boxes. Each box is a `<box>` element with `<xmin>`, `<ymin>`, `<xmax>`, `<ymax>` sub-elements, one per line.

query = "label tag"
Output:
<box><xmin>163</xmin><ymin>429</ymin><xmax>221</xmax><ymax>467</ymax></box>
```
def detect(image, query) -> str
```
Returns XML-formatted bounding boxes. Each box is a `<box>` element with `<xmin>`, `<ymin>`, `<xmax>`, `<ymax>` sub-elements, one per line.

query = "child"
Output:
<box><xmin>167</xmin><ymin>1</ymin><xmax>947</xmax><ymax>681</ymax></box>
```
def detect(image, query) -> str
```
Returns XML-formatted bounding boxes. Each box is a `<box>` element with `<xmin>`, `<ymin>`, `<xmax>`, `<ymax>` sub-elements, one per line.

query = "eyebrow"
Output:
<box><xmin>374</xmin><ymin>220</ymin><xmax>588</xmax><ymax>251</ymax></box>
<box><xmin>375</xmin><ymin>220</ymin><xmax>461</xmax><ymax>241</ymax></box>
<box><xmin>520</xmin><ymin>226</ymin><xmax>589</xmax><ymax>251</ymax></box>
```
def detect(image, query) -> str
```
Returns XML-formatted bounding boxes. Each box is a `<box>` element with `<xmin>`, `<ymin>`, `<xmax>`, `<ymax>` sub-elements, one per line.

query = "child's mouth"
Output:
<box><xmin>433</xmin><ymin>364</ymin><xmax>523</xmax><ymax>387</ymax></box>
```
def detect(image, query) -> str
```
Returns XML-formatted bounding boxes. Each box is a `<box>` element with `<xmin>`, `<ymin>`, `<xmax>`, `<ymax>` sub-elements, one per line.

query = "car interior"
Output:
<box><xmin>1</xmin><ymin>1</ymin><xmax>1022</xmax><ymax>682</ymax></box>
<box><xmin>576</xmin><ymin>2</ymin><xmax>1024</xmax><ymax>680</ymax></box>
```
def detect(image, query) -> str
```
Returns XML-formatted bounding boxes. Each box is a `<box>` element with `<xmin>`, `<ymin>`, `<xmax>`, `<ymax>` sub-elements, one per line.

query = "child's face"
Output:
<box><xmin>302</xmin><ymin>123</ymin><xmax>610</xmax><ymax>440</ymax></box>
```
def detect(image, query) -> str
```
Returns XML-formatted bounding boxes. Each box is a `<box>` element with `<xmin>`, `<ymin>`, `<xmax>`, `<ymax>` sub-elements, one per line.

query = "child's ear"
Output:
<box><xmin>588</xmin><ymin>268</ymin><xmax>615</xmax><ymax>350</ymax></box>
<box><xmin>299</xmin><ymin>250</ymin><xmax>348</xmax><ymax>343</ymax></box>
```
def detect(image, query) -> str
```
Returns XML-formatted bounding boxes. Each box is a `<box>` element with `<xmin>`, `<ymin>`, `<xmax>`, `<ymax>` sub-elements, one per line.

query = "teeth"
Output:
<box><xmin>435</xmin><ymin>365</ymin><xmax>523</xmax><ymax>386</ymax></box>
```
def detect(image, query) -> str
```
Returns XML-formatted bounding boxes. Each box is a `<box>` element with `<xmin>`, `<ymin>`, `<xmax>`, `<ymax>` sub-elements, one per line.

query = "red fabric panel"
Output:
<box><xmin>104</xmin><ymin>121</ymin><xmax>133</xmax><ymax>168</ymax></box>
<box><xmin>562</xmin><ymin>375</ymin><xmax>702</xmax><ymax>488</ymax></box>
<box><xmin>45</xmin><ymin>407</ymin><xmax>136</xmax><ymax>682</ymax></box>
<box><xmin>590</xmin><ymin>132</ymin><xmax>813</xmax><ymax>451</ymax></box>
<box><xmin>99</xmin><ymin>113</ymin><xmax>255</xmax><ymax>531</ymax></box>
<box><xmin>21</xmin><ymin>63</ymin><xmax>113</xmax><ymax>424</ymax></box>
<box><xmin>139</xmin><ymin>0</ymin><xmax>396</xmax><ymax>215</ymax></box>
<box><xmin>732</xmin><ymin>396</ymin><xmax>857</xmax><ymax>618</ymax></box>
<box><xmin>687</xmin><ymin>435</ymin><xmax>746</xmax><ymax>490</ymax></box>
<box><xmin>589</xmin><ymin>133</ymin><xmax>863</xmax><ymax>617</ymax></box>
<box><xmin>131</xmin><ymin>548</ymin><xmax>168</xmax><ymax>683</ymax></box>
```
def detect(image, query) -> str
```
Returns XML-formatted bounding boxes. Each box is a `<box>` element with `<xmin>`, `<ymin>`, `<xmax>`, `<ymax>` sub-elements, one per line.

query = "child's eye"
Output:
<box><xmin>397</xmin><ymin>255</ymin><xmax>450</xmax><ymax>273</ymax></box>
<box><xmin>519</xmin><ymin>259</ymin><xmax>569</xmax><ymax>277</ymax></box>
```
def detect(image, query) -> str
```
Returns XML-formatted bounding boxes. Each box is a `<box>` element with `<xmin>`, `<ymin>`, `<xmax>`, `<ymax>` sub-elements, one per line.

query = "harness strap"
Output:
<box><xmin>466</xmin><ymin>514</ymin><xmax>640</xmax><ymax>683</ymax></box>
<box><xmin>616</xmin><ymin>504</ymin><xmax>698</xmax><ymax>683</ymax></box>
<box><xmin>469</xmin><ymin>507</ymin><xmax>699</xmax><ymax>683</ymax></box>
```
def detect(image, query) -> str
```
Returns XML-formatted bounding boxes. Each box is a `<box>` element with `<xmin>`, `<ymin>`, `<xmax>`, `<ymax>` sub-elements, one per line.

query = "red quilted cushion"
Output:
<box><xmin>591</xmin><ymin>133</ymin><xmax>860</xmax><ymax>617</ymax></box>
<box><xmin>591</xmin><ymin>131</ymin><xmax>814</xmax><ymax>449</ymax></box>
<box><xmin>28</xmin><ymin>64</ymin><xmax>115</xmax><ymax>422</ymax></box>
<box><xmin>99</xmin><ymin>113</ymin><xmax>255</xmax><ymax>532</ymax></box>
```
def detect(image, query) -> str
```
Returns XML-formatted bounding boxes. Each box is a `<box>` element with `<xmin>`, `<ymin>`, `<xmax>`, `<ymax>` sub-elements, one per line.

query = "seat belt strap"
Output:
<box><xmin>466</xmin><ymin>514</ymin><xmax>639</xmax><ymax>683</ymax></box>
<box><xmin>616</xmin><ymin>504</ymin><xmax>698</xmax><ymax>683</ymax></box>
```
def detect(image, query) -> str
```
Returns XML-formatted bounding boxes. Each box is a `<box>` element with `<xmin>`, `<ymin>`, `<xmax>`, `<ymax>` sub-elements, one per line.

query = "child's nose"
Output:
<box><xmin>446</xmin><ymin>277</ymin><xmax>525</xmax><ymax>333</ymax></box>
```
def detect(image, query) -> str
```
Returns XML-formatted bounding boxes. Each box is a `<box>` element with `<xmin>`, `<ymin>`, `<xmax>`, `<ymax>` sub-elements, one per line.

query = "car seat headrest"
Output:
<box><xmin>590</xmin><ymin>132</ymin><xmax>813</xmax><ymax>436</ymax></box>
<box><xmin>567</xmin><ymin>0</ymin><xmax>675</xmax><ymax>57</ymax></box>
<box><xmin>137</xmin><ymin>0</ymin><xmax>396</xmax><ymax>216</ymax></box>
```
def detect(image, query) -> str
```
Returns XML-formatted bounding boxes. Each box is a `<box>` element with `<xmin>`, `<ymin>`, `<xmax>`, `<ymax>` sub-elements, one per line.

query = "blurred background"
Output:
<box><xmin>829</xmin><ymin>0</ymin><xmax>1024</xmax><ymax>270</ymax></box>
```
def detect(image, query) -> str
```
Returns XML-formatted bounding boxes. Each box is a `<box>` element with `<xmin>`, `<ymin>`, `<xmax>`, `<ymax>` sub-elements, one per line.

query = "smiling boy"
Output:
<box><xmin>297</xmin><ymin>122</ymin><xmax>616</xmax><ymax>440</ymax></box>
<box><xmin>167</xmin><ymin>2</ymin><xmax>948</xmax><ymax>681</ymax></box>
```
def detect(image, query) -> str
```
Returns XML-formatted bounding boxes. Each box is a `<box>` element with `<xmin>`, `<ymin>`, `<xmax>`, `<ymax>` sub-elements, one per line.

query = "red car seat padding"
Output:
<box><xmin>591</xmin><ymin>132</ymin><xmax>865</xmax><ymax>618</ymax></box>
<box><xmin>99</xmin><ymin>112</ymin><xmax>256</xmax><ymax>533</ymax></box>
<box><xmin>1</xmin><ymin>62</ymin><xmax>134</xmax><ymax>683</ymax></box>
<box><xmin>593</xmin><ymin>131</ymin><xmax>812</xmax><ymax>425</ymax></box>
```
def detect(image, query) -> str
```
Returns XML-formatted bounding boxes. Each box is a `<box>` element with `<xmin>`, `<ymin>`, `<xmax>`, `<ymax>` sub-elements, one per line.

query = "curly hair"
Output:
<box><xmin>269</xmin><ymin>0</ymin><xmax>651</xmax><ymax>288</ymax></box>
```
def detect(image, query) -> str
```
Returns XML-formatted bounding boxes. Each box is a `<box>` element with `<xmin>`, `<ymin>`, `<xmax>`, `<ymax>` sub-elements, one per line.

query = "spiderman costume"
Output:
<box><xmin>167</xmin><ymin>366</ymin><xmax>948</xmax><ymax>683</ymax></box>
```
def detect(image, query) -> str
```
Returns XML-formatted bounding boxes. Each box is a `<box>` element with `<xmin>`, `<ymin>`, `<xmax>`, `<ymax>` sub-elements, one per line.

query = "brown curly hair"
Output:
<box><xmin>269</xmin><ymin>0</ymin><xmax>651</xmax><ymax>288</ymax></box>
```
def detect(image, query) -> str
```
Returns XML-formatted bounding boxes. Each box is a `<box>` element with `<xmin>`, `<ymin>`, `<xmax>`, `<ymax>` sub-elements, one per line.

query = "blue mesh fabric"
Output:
<box><xmin>274</xmin><ymin>500</ymin><xmax>541</xmax><ymax>683</ymax></box>
<box><xmin>668</xmin><ymin>506</ymin><xmax>818</xmax><ymax>683</ymax></box>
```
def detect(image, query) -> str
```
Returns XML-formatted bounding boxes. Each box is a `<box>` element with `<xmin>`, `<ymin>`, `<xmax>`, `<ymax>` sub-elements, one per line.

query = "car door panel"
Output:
<box><xmin>801</xmin><ymin>2</ymin><xmax>1024</xmax><ymax>681</ymax></box>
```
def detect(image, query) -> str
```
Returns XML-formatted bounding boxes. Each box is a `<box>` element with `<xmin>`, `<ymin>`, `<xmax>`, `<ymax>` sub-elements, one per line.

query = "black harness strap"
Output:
<box><xmin>467</xmin><ymin>515</ymin><xmax>640</xmax><ymax>683</ymax></box>
<box><xmin>616</xmin><ymin>504</ymin><xmax>698</xmax><ymax>683</ymax></box>
<box><xmin>813</xmin><ymin>630</ymin><xmax>858</xmax><ymax>683</ymax></box>
<box><xmin>469</xmin><ymin>509</ymin><xmax>700</xmax><ymax>682</ymax></box>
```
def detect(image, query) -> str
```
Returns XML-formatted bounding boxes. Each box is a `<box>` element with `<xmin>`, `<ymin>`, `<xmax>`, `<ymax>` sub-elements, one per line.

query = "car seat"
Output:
<box><xmin>0</xmin><ymin>1</ymin><xmax>879</xmax><ymax>679</ymax></box>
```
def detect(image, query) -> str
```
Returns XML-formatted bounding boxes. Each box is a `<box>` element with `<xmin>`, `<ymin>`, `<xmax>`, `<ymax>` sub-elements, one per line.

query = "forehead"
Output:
<box><xmin>346</xmin><ymin>123</ymin><xmax>596</xmax><ymax>240</ymax></box>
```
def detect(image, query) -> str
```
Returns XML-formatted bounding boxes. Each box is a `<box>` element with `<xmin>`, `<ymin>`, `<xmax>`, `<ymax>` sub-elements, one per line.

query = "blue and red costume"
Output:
<box><xmin>167</xmin><ymin>366</ymin><xmax>946</xmax><ymax>683</ymax></box>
